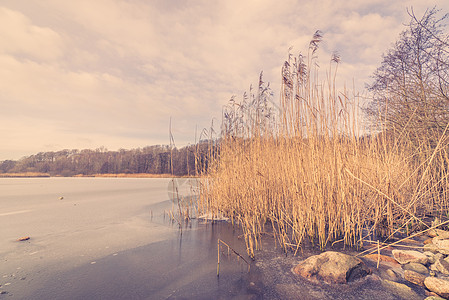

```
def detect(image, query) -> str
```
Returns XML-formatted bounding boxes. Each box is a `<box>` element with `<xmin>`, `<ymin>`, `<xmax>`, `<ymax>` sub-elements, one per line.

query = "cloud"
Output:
<box><xmin>0</xmin><ymin>0</ymin><xmax>449</xmax><ymax>160</ymax></box>
<box><xmin>0</xmin><ymin>7</ymin><xmax>64</xmax><ymax>61</ymax></box>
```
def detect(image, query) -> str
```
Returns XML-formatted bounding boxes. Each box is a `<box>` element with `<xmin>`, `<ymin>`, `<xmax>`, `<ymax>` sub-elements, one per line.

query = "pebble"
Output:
<box><xmin>433</xmin><ymin>238</ymin><xmax>449</xmax><ymax>255</ymax></box>
<box><xmin>428</xmin><ymin>229</ymin><xmax>449</xmax><ymax>239</ymax></box>
<box><xmin>424</xmin><ymin>296</ymin><xmax>446</xmax><ymax>300</ymax></box>
<box><xmin>424</xmin><ymin>243</ymin><xmax>440</xmax><ymax>254</ymax></box>
<box><xmin>431</xmin><ymin>257</ymin><xmax>449</xmax><ymax>275</ymax></box>
<box><xmin>403</xmin><ymin>262</ymin><xmax>429</xmax><ymax>274</ymax></box>
<box><xmin>424</xmin><ymin>251</ymin><xmax>437</xmax><ymax>264</ymax></box>
<box><xmin>381</xmin><ymin>279</ymin><xmax>421</xmax><ymax>299</ymax></box>
<box><xmin>404</xmin><ymin>270</ymin><xmax>426</xmax><ymax>286</ymax></box>
<box><xmin>392</xmin><ymin>249</ymin><xmax>429</xmax><ymax>265</ymax></box>
<box><xmin>424</xmin><ymin>277</ymin><xmax>449</xmax><ymax>298</ymax></box>
<box><xmin>385</xmin><ymin>269</ymin><xmax>398</xmax><ymax>281</ymax></box>
<box><xmin>364</xmin><ymin>253</ymin><xmax>399</xmax><ymax>265</ymax></box>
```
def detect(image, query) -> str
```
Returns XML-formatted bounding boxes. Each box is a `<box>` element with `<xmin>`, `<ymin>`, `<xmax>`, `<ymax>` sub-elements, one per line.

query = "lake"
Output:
<box><xmin>2</xmin><ymin>178</ymin><xmax>420</xmax><ymax>300</ymax></box>
<box><xmin>0</xmin><ymin>178</ymin><xmax>255</xmax><ymax>299</ymax></box>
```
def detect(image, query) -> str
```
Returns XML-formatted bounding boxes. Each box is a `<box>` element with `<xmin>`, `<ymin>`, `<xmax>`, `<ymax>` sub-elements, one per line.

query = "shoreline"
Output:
<box><xmin>0</xmin><ymin>173</ymin><xmax>196</xmax><ymax>178</ymax></box>
<box><xmin>0</xmin><ymin>172</ymin><xmax>50</xmax><ymax>178</ymax></box>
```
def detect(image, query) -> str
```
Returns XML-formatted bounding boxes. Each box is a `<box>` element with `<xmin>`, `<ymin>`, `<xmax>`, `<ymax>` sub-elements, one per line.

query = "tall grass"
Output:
<box><xmin>197</xmin><ymin>34</ymin><xmax>449</xmax><ymax>258</ymax></box>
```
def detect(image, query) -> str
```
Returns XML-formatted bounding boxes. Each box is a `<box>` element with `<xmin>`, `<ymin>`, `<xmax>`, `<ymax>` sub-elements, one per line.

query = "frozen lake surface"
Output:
<box><xmin>2</xmin><ymin>178</ymin><xmax>426</xmax><ymax>299</ymax></box>
<box><xmin>0</xmin><ymin>178</ymin><xmax>253</xmax><ymax>299</ymax></box>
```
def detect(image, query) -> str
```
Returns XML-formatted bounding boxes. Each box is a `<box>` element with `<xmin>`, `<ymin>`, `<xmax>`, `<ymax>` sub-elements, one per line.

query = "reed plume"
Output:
<box><xmin>197</xmin><ymin>33</ymin><xmax>449</xmax><ymax>257</ymax></box>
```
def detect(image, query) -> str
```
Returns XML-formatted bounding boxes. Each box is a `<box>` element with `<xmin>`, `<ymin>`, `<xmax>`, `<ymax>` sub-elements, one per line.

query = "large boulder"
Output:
<box><xmin>392</xmin><ymin>249</ymin><xmax>429</xmax><ymax>265</ymax></box>
<box><xmin>293</xmin><ymin>251</ymin><xmax>370</xmax><ymax>284</ymax></box>
<box><xmin>424</xmin><ymin>277</ymin><xmax>449</xmax><ymax>299</ymax></box>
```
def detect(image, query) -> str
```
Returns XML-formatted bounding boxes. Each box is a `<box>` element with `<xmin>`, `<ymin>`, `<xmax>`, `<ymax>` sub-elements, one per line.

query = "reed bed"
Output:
<box><xmin>0</xmin><ymin>172</ymin><xmax>50</xmax><ymax>178</ymax></box>
<box><xmin>197</xmin><ymin>38</ymin><xmax>449</xmax><ymax>258</ymax></box>
<box><xmin>74</xmin><ymin>173</ymin><xmax>180</xmax><ymax>178</ymax></box>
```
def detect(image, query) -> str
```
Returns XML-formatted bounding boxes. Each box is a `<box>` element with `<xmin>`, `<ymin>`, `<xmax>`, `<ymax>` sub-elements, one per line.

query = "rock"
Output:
<box><xmin>428</xmin><ymin>229</ymin><xmax>449</xmax><ymax>239</ymax></box>
<box><xmin>293</xmin><ymin>251</ymin><xmax>371</xmax><ymax>284</ymax></box>
<box><xmin>404</xmin><ymin>269</ymin><xmax>426</xmax><ymax>286</ymax></box>
<box><xmin>424</xmin><ymin>277</ymin><xmax>449</xmax><ymax>298</ymax></box>
<box><xmin>364</xmin><ymin>253</ymin><xmax>399</xmax><ymax>265</ymax></box>
<box><xmin>17</xmin><ymin>236</ymin><xmax>30</xmax><ymax>241</ymax></box>
<box><xmin>431</xmin><ymin>256</ymin><xmax>449</xmax><ymax>275</ymax></box>
<box><xmin>385</xmin><ymin>269</ymin><xmax>399</xmax><ymax>281</ymax></box>
<box><xmin>425</xmin><ymin>251</ymin><xmax>437</xmax><ymax>264</ymax></box>
<box><xmin>381</xmin><ymin>279</ymin><xmax>421</xmax><ymax>299</ymax></box>
<box><xmin>426</xmin><ymin>238</ymin><xmax>436</xmax><ymax>245</ymax></box>
<box><xmin>425</xmin><ymin>243</ymin><xmax>440</xmax><ymax>254</ymax></box>
<box><xmin>435</xmin><ymin>253</ymin><xmax>445</xmax><ymax>261</ymax></box>
<box><xmin>425</xmin><ymin>296</ymin><xmax>446</xmax><ymax>300</ymax></box>
<box><xmin>433</xmin><ymin>237</ymin><xmax>449</xmax><ymax>255</ymax></box>
<box><xmin>403</xmin><ymin>262</ymin><xmax>429</xmax><ymax>274</ymax></box>
<box><xmin>392</xmin><ymin>249</ymin><xmax>429</xmax><ymax>265</ymax></box>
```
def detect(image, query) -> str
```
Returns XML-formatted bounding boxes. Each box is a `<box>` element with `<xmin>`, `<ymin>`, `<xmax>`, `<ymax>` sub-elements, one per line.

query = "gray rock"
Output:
<box><xmin>404</xmin><ymin>269</ymin><xmax>426</xmax><ymax>286</ymax></box>
<box><xmin>392</xmin><ymin>249</ymin><xmax>429</xmax><ymax>265</ymax></box>
<box><xmin>403</xmin><ymin>262</ymin><xmax>429</xmax><ymax>274</ymax></box>
<box><xmin>431</xmin><ymin>256</ymin><xmax>449</xmax><ymax>275</ymax></box>
<box><xmin>433</xmin><ymin>237</ymin><xmax>449</xmax><ymax>255</ymax></box>
<box><xmin>428</xmin><ymin>229</ymin><xmax>449</xmax><ymax>239</ymax></box>
<box><xmin>435</xmin><ymin>253</ymin><xmax>445</xmax><ymax>261</ymax></box>
<box><xmin>381</xmin><ymin>279</ymin><xmax>421</xmax><ymax>299</ymax></box>
<box><xmin>425</xmin><ymin>243</ymin><xmax>440</xmax><ymax>254</ymax></box>
<box><xmin>293</xmin><ymin>251</ymin><xmax>370</xmax><ymax>284</ymax></box>
<box><xmin>384</xmin><ymin>268</ymin><xmax>399</xmax><ymax>281</ymax></box>
<box><xmin>425</xmin><ymin>251</ymin><xmax>437</xmax><ymax>264</ymax></box>
<box><xmin>424</xmin><ymin>296</ymin><xmax>446</xmax><ymax>300</ymax></box>
<box><xmin>424</xmin><ymin>277</ymin><xmax>449</xmax><ymax>298</ymax></box>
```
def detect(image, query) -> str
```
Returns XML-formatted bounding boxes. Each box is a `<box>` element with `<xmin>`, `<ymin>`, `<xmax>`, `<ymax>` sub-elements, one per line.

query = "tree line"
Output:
<box><xmin>0</xmin><ymin>143</ymin><xmax>211</xmax><ymax>177</ymax></box>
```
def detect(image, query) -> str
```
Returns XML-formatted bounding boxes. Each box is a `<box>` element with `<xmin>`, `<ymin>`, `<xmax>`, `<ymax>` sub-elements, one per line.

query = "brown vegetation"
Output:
<box><xmin>74</xmin><ymin>173</ymin><xmax>191</xmax><ymax>178</ymax></box>
<box><xmin>0</xmin><ymin>172</ymin><xmax>50</xmax><ymax>178</ymax></box>
<box><xmin>197</xmin><ymin>28</ymin><xmax>449</xmax><ymax>258</ymax></box>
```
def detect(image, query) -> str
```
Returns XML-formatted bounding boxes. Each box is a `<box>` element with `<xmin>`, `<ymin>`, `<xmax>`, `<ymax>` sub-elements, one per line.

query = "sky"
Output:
<box><xmin>1</xmin><ymin>1</ymin><xmax>449</xmax><ymax>160</ymax></box>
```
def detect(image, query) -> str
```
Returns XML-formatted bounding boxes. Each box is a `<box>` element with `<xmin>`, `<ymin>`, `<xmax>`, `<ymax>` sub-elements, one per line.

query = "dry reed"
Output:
<box><xmin>0</xmin><ymin>172</ymin><xmax>50</xmax><ymax>178</ymax></box>
<box><xmin>197</xmin><ymin>35</ymin><xmax>449</xmax><ymax>257</ymax></box>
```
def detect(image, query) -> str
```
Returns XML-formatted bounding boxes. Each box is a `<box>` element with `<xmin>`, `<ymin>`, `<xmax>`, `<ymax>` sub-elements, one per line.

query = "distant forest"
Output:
<box><xmin>0</xmin><ymin>143</ymin><xmax>210</xmax><ymax>176</ymax></box>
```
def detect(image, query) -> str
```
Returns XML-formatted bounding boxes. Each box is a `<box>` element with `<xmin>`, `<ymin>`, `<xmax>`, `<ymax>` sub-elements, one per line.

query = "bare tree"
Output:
<box><xmin>367</xmin><ymin>7</ymin><xmax>449</xmax><ymax>140</ymax></box>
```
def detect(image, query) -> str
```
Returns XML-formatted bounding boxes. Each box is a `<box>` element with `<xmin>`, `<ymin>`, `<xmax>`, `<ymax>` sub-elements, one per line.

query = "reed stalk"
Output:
<box><xmin>197</xmin><ymin>35</ymin><xmax>449</xmax><ymax>257</ymax></box>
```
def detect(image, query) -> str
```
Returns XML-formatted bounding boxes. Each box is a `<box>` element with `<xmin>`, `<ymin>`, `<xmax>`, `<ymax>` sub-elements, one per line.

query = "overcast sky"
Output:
<box><xmin>1</xmin><ymin>1</ymin><xmax>448</xmax><ymax>160</ymax></box>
